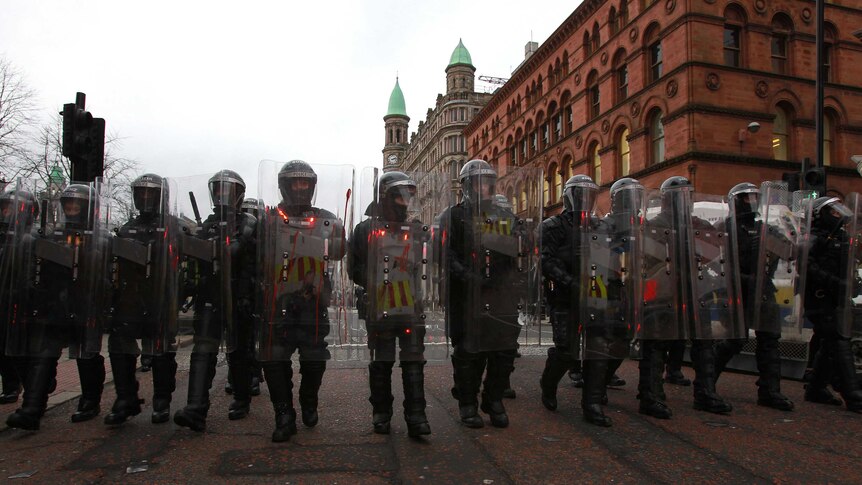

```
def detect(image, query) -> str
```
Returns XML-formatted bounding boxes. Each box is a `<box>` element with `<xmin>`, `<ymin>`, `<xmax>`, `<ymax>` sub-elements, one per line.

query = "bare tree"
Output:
<box><xmin>0</xmin><ymin>56</ymin><xmax>38</xmax><ymax>179</ymax></box>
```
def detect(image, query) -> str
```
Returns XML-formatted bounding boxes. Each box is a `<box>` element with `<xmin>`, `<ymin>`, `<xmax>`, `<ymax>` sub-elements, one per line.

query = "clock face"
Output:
<box><xmin>387</xmin><ymin>154</ymin><xmax>398</xmax><ymax>164</ymax></box>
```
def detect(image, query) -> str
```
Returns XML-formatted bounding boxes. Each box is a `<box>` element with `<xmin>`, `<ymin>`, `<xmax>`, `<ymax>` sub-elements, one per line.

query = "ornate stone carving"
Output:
<box><xmin>754</xmin><ymin>0</ymin><xmax>766</xmax><ymax>14</ymax></box>
<box><xmin>706</xmin><ymin>72</ymin><xmax>721</xmax><ymax>91</ymax></box>
<box><xmin>600</xmin><ymin>52</ymin><xmax>608</xmax><ymax>66</ymax></box>
<box><xmin>575</xmin><ymin>135</ymin><xmax>583</xmax><ymax>149</ymax></box>
<box><xmin>801</xmin><ymin>8</ymin><xmax>812</xmax><ymax>24</ymax></box>
<box><xmin>631</xmin><ymin>101</ymin><xmax>640</xmax><ymax>117</ymax></box>
<box><xmin>601</xmin><ymin>119</ymin><xmax>610</xmax><ymax>134</ymax></box>
<box><xmin>666</xmin><ymin>0</ymin><xmax>676</xmax><ymax>14</ymax></box>
<box><xmin>666</xmin><ymin>79</ymin><xmax>679</xmax><ymax>98</ymax></box>
<box><xmin>574</xmin><ymin>72</ymin><xmax>581</xmax><ymax>86</ymax></box>
<box><xmin>755</xmin><ymin>80</ymin><xmax>769</xmax><ymax>98</ymax></box>
<box><xmin>629</xmin><ymin>27</ymin><xmax>638</xmax><ymax>43</ymax></box>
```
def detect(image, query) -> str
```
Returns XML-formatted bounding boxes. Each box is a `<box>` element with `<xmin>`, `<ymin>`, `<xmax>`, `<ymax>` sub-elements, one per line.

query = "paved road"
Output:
<box><xmin>1</xmin><ymin>355</ymin><xmax>861</xmax><ymax>484</ymax></box>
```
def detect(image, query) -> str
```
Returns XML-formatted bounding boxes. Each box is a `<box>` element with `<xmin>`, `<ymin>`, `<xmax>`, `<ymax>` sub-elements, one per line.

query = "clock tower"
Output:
<box><xmin>383</xmin><ymin>77</ymin><xmax>409</xmax><ymax>172</ymax></box>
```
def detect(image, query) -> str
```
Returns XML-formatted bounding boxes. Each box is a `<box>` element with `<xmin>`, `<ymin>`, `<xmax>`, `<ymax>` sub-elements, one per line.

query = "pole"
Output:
<box><xmin>815</xmin><ymin>0</ymin><xmax>825</xmax><ymax>168</ymax></box>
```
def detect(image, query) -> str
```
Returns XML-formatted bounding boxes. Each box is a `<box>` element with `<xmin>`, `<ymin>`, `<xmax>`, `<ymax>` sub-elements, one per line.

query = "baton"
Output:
<box><xmin>189</xmin><ymin>191</ymin><xmax>202</xmax><ymax>227</ymax></box>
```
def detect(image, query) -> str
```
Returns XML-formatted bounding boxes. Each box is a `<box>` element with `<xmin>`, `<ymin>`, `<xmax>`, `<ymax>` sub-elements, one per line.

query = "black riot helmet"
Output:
<box><xmin>459</xmin><ymin>159</ymin><xmax>497</xmax><ymax>205</ymax></box>
<box><xmin>659</xmin><ymin>176</ymin><xmax>693</xmax><ymax>214</ymax></box>
<box><xmin>131</xmin><ymin>173</ymin><xmax>164</xmax><ymax>216</ymax></box>
<box><xmin>208</xmin><ymin>169</ymin><xmax>246</xmax><ymax>210</ymax></box>
<box><xmin>240</xmin><ymin>197</ymin><xmax>262</xmax><ymax>218</ymax></box>
<box><xmin>278</xmin><ymin>160</ymin><xmax>317</xmax><ymax>209</ymax></box>
<box><xmin>609</xmin><ymin>177</ymin><xmax>644</xmax><ymax>215</ymax></box>
<box><xmin>378</xmin><ymin>171</ymin><xmax>416</xmax><ymax>222</ymax></box>
<box><xmin>812</xmin><ymin>196</ymin><xmax>853</xmax><ymax>233</ymax></box>
<box><xmin>728</xmin><ymin>182</ymin><xmax>760</xmax><ymax>222</ymax></box>
<box><xmin>562</xmin><ymin>174</ymin><xmax>598</xmax><ymax>214</ymax></box>
<box><xmin>0</xmin><ymin>187</ymin><xmax>40</xmax><ymax>228</ymax></box>
<box><xmin>60</xmin><ymin>184</ymin><xmax>95</xmax><ymax>228</ymax></box>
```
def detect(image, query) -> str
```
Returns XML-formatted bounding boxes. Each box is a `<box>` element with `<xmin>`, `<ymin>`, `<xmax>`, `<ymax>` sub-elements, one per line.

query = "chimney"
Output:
<box><xmin>524</xmin><ymin>41</ymin><xmax>538</xmax><ymax>60</ymax></box>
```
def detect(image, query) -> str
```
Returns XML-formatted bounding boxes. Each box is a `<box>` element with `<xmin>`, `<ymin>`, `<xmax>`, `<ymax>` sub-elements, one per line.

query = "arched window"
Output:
<box><xmin>644</xmin><ymin>24</ymin><xmax>662</xmax><ymax>84</ymax></box>
<box><xmin>772</xmin><ymin>104</ymin><xmax>791</xmax><ymax>161</ymax></box>
<box><xmin>771</xmin><ymin>14</ymin><xmax>793</xmax><ymax>75</ymax></box>
<box><xmin>517</xmin><ymin>181</ymin><xmax>526</xmax><ymax>212</ymax></box>
<box><xmin>619</xmin><ymin>128</ymin><xmax>631</xmax><ymax>176</ymax></box>
<box><xmin>723</xmin><ymin>5</ymin><xmax>746</xmax><ymax>67</ymax></box>
<box><xmin>562</xmin><ymin>91</ymin><xmax>573</xmax><ymax>135</ymax></box>
<box><xmin>590</xmin><ymin>142</ymin><xmax>603</xmax><ymax>186</ymax></box>
<box><xmin>553</xmin><ymin>166</ymin><xmax>562</xmax><ymax>202</ymax></box>
<box><xmin>620</xmin><ymin>1</ymin><xmax>629</xmax><ymax>24</ymax></box>
<box><xmin>587</xmin><ymin>70</ymin><xmax>600</xmax><ymax>121</ymax></box>
<box><xmin>823</xmin><ymin>23</ymin><xmax>837</xmax><ymax>82</ymax></box>
<box><xmin>609</xmin><ymin>7</ymin><xmax>619</xmax><ymax>36</ymax></box>
<box><xmin>583</xmin><ymin>31</ymin><xmax>592</xmax><ymax>56</ymax></box>
<box><xmin>823</xmin><ymin>110</ymin><xmax>836</xmax><ymax>166</ymax></box>
<box><xmin>592</xmin><ymin>22</ymin><xmax>601</xmax><ymax>52</ymax></box>
<box><xmin>649</xmin><ymin>109</ymin><xmax>665</xmax><ymax>165</ymax></box>
<box><xmin>543</xmin><ymin>174</ymin><xmax>550</xmax><ymax>205</ymax></box>
<box><xmin>562</xmin><ymin>155</ymin><xmax>573</xmax><ymax>183</ymax></box>
<box><xmin>613</xmin><ymin>49</ymin><xmax>628</xmax><ymax>104</ymax></box>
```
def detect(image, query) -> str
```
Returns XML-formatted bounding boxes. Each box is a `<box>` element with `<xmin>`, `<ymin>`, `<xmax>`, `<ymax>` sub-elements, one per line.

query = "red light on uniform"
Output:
<box><xmin>405</xmin><ymin>328</ymin><xmax>411</xmax><ymax>334</ymax></box>
<box><xmin>309</xmin><ymin>217</ymin><xmax>315</xmax><ymax>223</ymax></box>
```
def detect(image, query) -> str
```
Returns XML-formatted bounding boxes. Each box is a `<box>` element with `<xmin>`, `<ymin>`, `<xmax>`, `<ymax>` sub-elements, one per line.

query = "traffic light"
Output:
<box><xmin>803</xmin><ymin>167</ymin><xmax>827</xmax><ymax>197</ymax></box>
<box><xmin>781</xmin><ymin>172</ymin><xmax>800</xmax><ymax>192</ymax></box>
<box><xmin>61</xmin><ymin>92</ymin><xmax>105</xmax><ymax>183</ymax></box>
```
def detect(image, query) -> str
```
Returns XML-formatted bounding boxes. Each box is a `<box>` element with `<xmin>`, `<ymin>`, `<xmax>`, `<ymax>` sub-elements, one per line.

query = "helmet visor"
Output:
<box><xmin>133</xmin><ymin>186</ymin><xmax>162</xmax><ymax>214</ymax></box>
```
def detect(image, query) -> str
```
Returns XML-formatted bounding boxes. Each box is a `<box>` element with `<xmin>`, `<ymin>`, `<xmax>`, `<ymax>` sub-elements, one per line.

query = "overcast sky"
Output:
<box><xmin>1</xmin><ymin>0</ymin><xmax>580</xmax><ymax>196</ymax></box>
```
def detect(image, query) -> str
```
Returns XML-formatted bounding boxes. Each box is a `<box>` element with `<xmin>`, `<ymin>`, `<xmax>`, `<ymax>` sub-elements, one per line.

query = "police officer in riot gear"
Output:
<box><xmin>713</xmin><ymin>183</ymin><xmax>793</xmax><ymax>411</ymax></box>
<box><xmin>539</xmin><ymin>174</ymin><xmax>612</xmax><ymax>427</ymax></box>
<box><xmin>174</xmin><ymin>169</ymin><xmax>258</xmax><ymax>431</ymax></box>
<box><xmin>803</xmin><ymin>196</ymin><xmax>862</xmax><ymax>412</ymax></box>
<box><xmin>260</xmin><ymin>160</ymin><xmax>345</xmax><ymax>442</ymax></box>
<box><xmin>441</xmin><ymin>160</ymin><xmax>524</xmax><ymax>429</ymax></box>
<box><xmin>103</xmin><ymin>174</ymin><xmax>180</xmax><ymax>425</ymax></box>
<box><xmin>348</xmin><ymin>171</ymin><xmax>431</xmax><ymax>437</ymax></box>
<box><xmin>7</xmin><ymin>184</ymin><xmax>107</xmax><ymax>429</ymax></box>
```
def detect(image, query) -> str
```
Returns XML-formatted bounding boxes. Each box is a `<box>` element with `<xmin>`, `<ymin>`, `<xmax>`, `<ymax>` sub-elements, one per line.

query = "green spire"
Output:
<box><xmin>49</xmin><ymin>164</ymin><xmax>65</xmax><ymax>185</ymax></box>
<box><xmin>448</xmin><ymin>39</ymin><xmax>473</xmax><ymax>68</ymax></box>
<box><xmin>386</xmin><ymin>77</ymin><xmax>407</xmax><ymax>117</ymax></box>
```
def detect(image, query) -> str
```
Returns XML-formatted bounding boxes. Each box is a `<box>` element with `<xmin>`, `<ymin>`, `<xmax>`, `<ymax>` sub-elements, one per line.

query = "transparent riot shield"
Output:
<box><xmin>2</xmin><ymin>179</ymin><xmax>42</xmax><ymax>356</ymax></box>
<box><xmin>443</xmin><ymin>167</ymin><xmax>541</xmax><ymax>353</ymax></box>
<box><xmin>6</xmin><ymin>179</ymin><xmax>112</xmax><ymax>359</ymax></box>
<box><xmin>348</xmin><ymin>167</ymin><xmax>450</xmax><ymax>362</ymax></box>
<box><xmin>839</xmin><ymin>193</ymin><xmax>862</xmax><ymax>339</ymax></box>
<box><xmin>169</xmin><ymin>174</ymin><xmax>235</xmax><ymax>354</ymax></box>
<box><xmin>689</xmin><ymin>192</ymin><xmax>745</xmax><ymax>340</ymax></box>
<box><xmin>579</xmin><ymin>192</ymin><xmax>643</xmax><ymax>360</ymax></box>
<box><xmin>256</xmin><ymin>160</ymin><xmax>353</xmax><ymax>362</ymax></box>
<box><xmin>745</xmin><ymin>185</ymin><xmax>810</xmax><ymax>335</ymax></box>
<box><xmin>638</xmin><ymin>189</ymin><xmax>689</xmax><ymax>340</ymax></box>
<box><xmin>107</xmin><ymin>177</ymin><xmax>181</xmax><ymax>356</ymax></box>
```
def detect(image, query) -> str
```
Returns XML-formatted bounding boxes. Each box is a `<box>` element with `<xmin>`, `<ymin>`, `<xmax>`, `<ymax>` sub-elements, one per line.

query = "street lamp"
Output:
<box><xmin>851</xmin><ymin>155</ymin><xmax>862</xmax><ymax>177</ymax></box>
<box><xmin>737</xmin><ymin>122</ymin><xmax>761</xmax><ymax>151</ymax></box>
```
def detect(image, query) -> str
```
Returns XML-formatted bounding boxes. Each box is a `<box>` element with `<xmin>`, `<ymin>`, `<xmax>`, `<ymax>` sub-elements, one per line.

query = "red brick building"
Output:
<box><xmin>465</xmin><ymin>0</ymin><xmax>862</xmax><ymax>215</ymax></box>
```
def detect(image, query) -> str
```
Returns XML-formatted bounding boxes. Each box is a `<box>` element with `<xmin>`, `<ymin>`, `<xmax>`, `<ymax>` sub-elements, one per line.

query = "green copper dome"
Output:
<box><xmin>49</xmin><ymin>164</ymin><xmax>65</xmax><ymax>185</ymax></box>
<box><xmin>386</xmin><ymin>78</ymin><xmax>407</xmax><ymax>117</ymax></box>
<box><xmin>448</xmin><ymin>39</ymin><xmax>473</xmax><ymax>68</ymax></box>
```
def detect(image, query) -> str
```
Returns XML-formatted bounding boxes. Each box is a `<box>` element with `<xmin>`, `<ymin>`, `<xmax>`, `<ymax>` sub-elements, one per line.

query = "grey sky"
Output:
<box><xmin>1</xmin><ymin>0</ymin><xmax>580</xmax><ymax>196</ymax></box>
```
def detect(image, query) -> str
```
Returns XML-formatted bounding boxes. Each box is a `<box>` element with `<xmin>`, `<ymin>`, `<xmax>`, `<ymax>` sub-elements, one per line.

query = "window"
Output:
<box><xmin>772</xmin><ymin>105</ymin><xmax>789</xmax><ymax>161</ymax></box>
<box><xmin>823</xmin><ymin>112</ymin><xmax>835</xmax><ymax>166</ymax></box>
<box><xmin>553</xmin><ymin>113</ymin><xmax>562</xmax><ymax>141</ymax></box>
<box><xmin>823</xmin><ymin>23</ymin><xmax>836</xmax><ymax>83</ymax></box>
<box><xmin>565</xmin><ymin>105</ymin><xmax>573</xmax><ymax>135</ymax></box>
<box><xmin>541</xmin><ymin>123</ymin><xmax>549</xmax><ymax>149</ymax></box>
<box><xmin>723</xmin><ymin>6</ymin><xmax>745</xmax><ymax>67</ymax></box>
<box><xmin>591</xmin><ymin>143</ymin><xmax>602</xmax><ymax>186</ymax></box>
<box><xmin>619</xmin><ymin>128</ymin><xmax>631</xmax><ymax>176</ymax></box>
<box><xmin>770</xmin><ymin>14</ymin><xmax>792</xmax><ymax>75</ymax></box>
<box><xmin>649</xmin><ymin>110</ymin><xmax>665</xmax><ymax>165</ymax></box>
<box><xmin>613</xmin><ymin>49</ymin><xmax>628</xmax><ymax>104</ymax></box>
<box><xmin>587</xmin><ymin>71</ymin><xmax>600</xmax><ymax>121</ymax></box>
<box><xmin>592</xmin><ymin>22</ymin><xmax>600</xmax><ymax>52</ymax></box>
<box><xmin>543</xmin><ymin>177</ymin><xmax>550</xmax><ymax>205</ymax></box>
<box><xmin>584</xmin><ymin>31</ymin><xmax>592</xmax><ymax>56</ymax></box>
<box><xmin>620</xmin><ymin>1</ymin><xmax>628</xmax><ymax>24</ymax></box>
<box><xmin>644</xmin><ymin>25</ymin><xmax>663</xmax><ymax>83</ymax></box>
<box><xmin>609</xmin><ymin>7</ymin><xmax>619</xmax><ymax>36</ymax></box>
<box><xmin>553</xmin><ymin>167</ymin><xmax>562</xmax><ymax>202</ymax></box>
<box><xmin>530</xmin><ymin>131</ymin><xmax>538</xmax><ymax>156</ymax></box>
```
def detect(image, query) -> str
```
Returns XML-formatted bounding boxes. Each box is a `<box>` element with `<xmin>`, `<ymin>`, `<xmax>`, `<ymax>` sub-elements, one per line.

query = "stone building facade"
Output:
<box><xmin>464</xmin><ymin>0</ymin><xmax>862</xmax><ymax>216</ymax></box>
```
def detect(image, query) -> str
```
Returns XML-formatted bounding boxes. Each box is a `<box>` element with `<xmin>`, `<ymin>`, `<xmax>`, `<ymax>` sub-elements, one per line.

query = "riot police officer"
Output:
<box><xmin>173</xmin><ymin>170</ymin><xmax>257</xmax><ymax>431</ymax></box>
<box><xmin>539</xmin><ymin>175</ymin><xmax>613</xmax><ymax>427</ymax></box>
<box><xmin>440</xmin><ymin>160</ymin><xmax>527</xmax><ymax>429</ymax></box>
<box><xmin>7</xmin><ymin>184</ymin><xmax>108</xmax><ymax>429</ymax></box>
<box><xmin>348</xmin><ymin>171</ymin><xmax>431</xmax><ymax>437</ymax></box>
<box><xmin>802</xmin><ymin>196</ymin><xmax>862</xmax><ymax>412</ymax></box>
<box><xmin>103</xmin><ymin>174</ymin><xmax>180</xmax><ymax>425</ymax></box>
<box><xmin>258</xmin><ymin>160</ymin><xmax>345</xmax><ymax>442</ymax></box>
<box><xmin>714</xmin><ymin>183</ymin><xmax>794</xmax><ymax>411</ymax></box>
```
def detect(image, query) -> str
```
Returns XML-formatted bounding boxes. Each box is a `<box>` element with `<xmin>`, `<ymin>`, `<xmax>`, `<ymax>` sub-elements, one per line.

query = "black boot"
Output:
<box><xmin>665</xmin><ymin>340</ymin><xmax>691</xmax><ymax>386</ymax></box>
<box><xmin>540</xmin><ymin>348</ymin><xmax>570</xmax><ymax>411</ymax></box>
<box><xmin>173</xmin><ymin>352</ymin><xmax>216</xmax><ymax>432</ymax></box>
<box><xmin>502</xmin><ymin>369</ymin><xmax>516</xmax><ymax>399</ymax></box>
<box><xmin>480</xmin><ymin>351</ymin><xmax>514</xmax><ymax>428</ymax></box>
<box><xmin>150</xmin><ymin>353</ymin><xmax>177</xmax><ymax>424</ymax></box>
<box><xmin>298</xmin><ymin>360</ymin><xmax>325</xmax><ymax>427</ymax></box>
<box><xmin>582</xmin><ymin>359</ymin><xmax>612</xmax><ymax>427</ymax></box>
<box><xmin>638</xmin><ymin>341</ymin><xmax>672</xmax><ymax>419</ymax></box>
<box><xmin>402</xmin><ymin>361</ymin><xmax>431</xmax><ymax>438</ymax></box>
<box><xmin>104</xmin><ymin>353</ymin><xmax>143</xmax><ymax>425</ymax></box>
<box><xmin>452</xmin><ymin>352</ymin><xmax>484</xmax><ymax>428</ymax></box>
<box><xmin>714</xmin><ymin>339</ymin><xmax>744</xmax><ymax>383</ymax></box>
<box><xmin>804</xmin><ymin>345</ymin><xmax>843</xmax><ymax>406</ymax></box>
<box><xmin>831</xmin><ymin>338</ymin><xmax>862</xmax><ymax>413</ymax></box>
<box><xmin>568</xmin><ymin>359</ymin><xmax>584</xmax><ymax>388</ymax></box>
<box><xmin>6</xmin><ymin>357</ymin><xmax>57</xmax><ymax>431</ymax></box>
<box><xmin>606</xmin><ymin>359</ymin><xmax>625</xmax><ymax>387</ymax></box>
<box><xmin>691</xmin><ymin>341</ymin><xmax>733</xmax><ymax>414</ymax></box>
<box><xmin>368</xmin><ymin>361</ymin><xmax>394</xmax><ymax>434</ymax></box>
<box><xmin>0</xmin><ymin>353</ymin><xmax>21</xmax><ymax>404</ymax></box>
<box><xmin>272</xmin><ymin>402</ymin><xmax>297</xmax><ymax>442</ymax></box>
<box><xmin>227</xmin><ymin>347</ymin><xmax>252</xmax><ymax>420</ymax></box>
<box><xmin>754</xmin><ymin>333</ymin><xmax>793</xmax><ymax>411</ymax></box>
<box><xmin>72</xmin><ymin>355</ymin><xmax>105</xmax><ymax>423</ymax></box>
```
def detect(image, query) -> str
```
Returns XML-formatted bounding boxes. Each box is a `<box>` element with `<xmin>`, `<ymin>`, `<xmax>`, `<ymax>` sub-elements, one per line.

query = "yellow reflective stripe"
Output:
<box><xmin>589</xmin><ymin>274</ymin><xmax>607</xmax><ymax>299</ymax></box>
